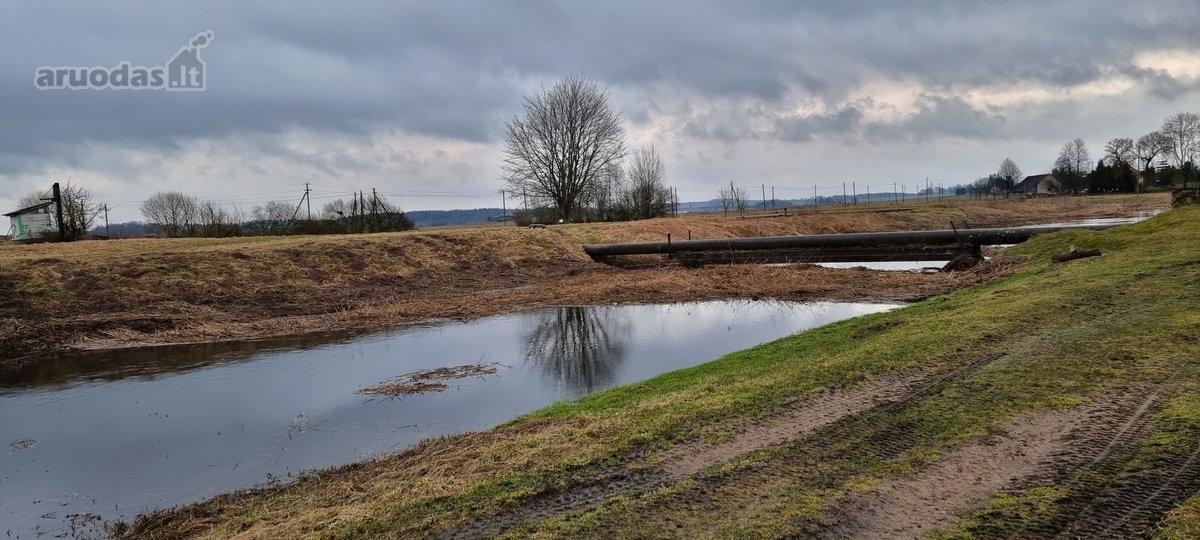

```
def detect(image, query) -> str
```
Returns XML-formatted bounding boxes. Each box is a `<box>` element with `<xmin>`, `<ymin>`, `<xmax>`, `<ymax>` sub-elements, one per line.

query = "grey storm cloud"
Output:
<box><xmin>865</xmin><ymin>96</ymin><xmax>1008</xmax><ymax>143</ymax></box>
<box><xmin>775</xmin><ymin>106</ymin><xmax>866</xmax><ymax>143</ymax></box>
<box><xmin>0</xmin><ymin>0</ymin><xmax>1198</xmax><ymax>204</ymax></box>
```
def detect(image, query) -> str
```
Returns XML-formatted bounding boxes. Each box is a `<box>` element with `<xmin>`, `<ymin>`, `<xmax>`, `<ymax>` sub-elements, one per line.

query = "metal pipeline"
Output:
<box><xmin>582</xmin><ymin>224</ymin><xmax>1116</xmax><ymax>258</ymax></box>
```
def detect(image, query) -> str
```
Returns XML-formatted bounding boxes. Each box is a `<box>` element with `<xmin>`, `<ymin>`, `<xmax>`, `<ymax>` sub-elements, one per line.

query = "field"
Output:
<box><xmin>111</xmin><ymin>200</ymin><xmax>1200</xmax><ymax>538</ymax></box>
<box><xmin>0</xmin><ymin>192</ymin><xmax>1161</xmax><ymax>364</ymax></box>
<box><xmin>0</xmin><ymin>194</ymin><xmax>1166</xmax><ymax>364</ymax></box>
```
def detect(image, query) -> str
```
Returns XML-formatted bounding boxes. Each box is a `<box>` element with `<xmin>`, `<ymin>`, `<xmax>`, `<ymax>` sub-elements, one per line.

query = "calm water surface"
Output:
<box><xmin>0</xmin><ymin>300</ymin><xmax>898</xmax><ymax>537</ymax></box>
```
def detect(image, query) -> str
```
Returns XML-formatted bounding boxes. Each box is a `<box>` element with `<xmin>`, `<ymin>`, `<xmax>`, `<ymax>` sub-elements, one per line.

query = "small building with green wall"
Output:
<box><xmin>4</xmin><ymin>202</ymin><xmax>58</xmax><ymax>242</ymax></box>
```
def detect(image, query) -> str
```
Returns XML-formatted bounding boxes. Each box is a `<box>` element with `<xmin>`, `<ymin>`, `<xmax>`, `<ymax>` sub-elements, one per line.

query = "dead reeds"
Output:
<box><xmin>357</xmin><ymin>361</ymin><xmax>504</xmax><ymax>397</ymax></box>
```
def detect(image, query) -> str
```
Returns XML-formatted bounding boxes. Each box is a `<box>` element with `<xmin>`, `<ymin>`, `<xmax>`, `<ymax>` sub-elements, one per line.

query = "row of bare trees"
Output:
<box><xmin>140</xmin><ymin>191</ymin><xmax>413</xmax><ymax>238</ymax></box>
<box><xmin>140</xmin><ymin>192</ymin><xmax>244</xmax><ymax>237</ymax></box>
<box><xmin>502</xmin><ymin>76</ymin><xmax>673</xmax><ymax>223</ymax></box>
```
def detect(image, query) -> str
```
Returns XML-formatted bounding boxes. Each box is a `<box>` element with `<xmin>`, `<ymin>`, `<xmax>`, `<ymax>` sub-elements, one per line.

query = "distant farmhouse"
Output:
<box><xmin>4</xmin><ymin>202</ymin><xmax>58</xmax><ymax>242</ymax></box>
<box><xmin>1012</xmin><ymin>174</ymin><xmax>1060</xmax><ymax>196</ymax></box>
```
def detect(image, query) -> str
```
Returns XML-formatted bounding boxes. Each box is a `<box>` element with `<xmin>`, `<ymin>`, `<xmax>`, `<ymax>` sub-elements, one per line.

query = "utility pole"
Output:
<box><xmin>852</xmin><ymin>182</ymin><xmax>856</xmax><ymax>205</ymax></box>
<box><xmin>103</xmin><ymin>204</ymin><xmax>110</xmax><ymax>238</ymax></box>
<box><xmin>771</xmin><ymin>186</ymin><xmax>775</xmax><ymax>209</ymax></box>
<box><xmin>371</xmin><ymin>188</ymin><xmax>379</xmax><ymax>230</ymax></box>
<box><xmin>499</xmin><ymin>189</ymin><xmax>507</xmax><ymax>225</ymax></box>
<box><xmin>894</xmin><ymin>182</ymin><xmax>898</xmax><ymax>205</ymax></box>
<box><xmin>842</xmin><ymin>182</ymin><xmax>847</xmax><ymax>205</ymax></box>
<box><xmin>290</xmin><ymin>186</ymin><xmax>309</xmax><ymax>222</ymax></box>
<box><xmin>813</xmin><ymin>185</ymin><xmax>818</xmax><ymax>208</ymax></box>
<box><xmin>866</xmin><ymin>184</ymin><xmax>870</xmax><ymax>205</ymax></box>
<box><xmin>51</xmin><ymin>182</ymin><xmax>64</xmax><ymax>241</ymax></box>
<box><xmin>305</xmin><ymin>182</ymin><xmax>312</xmax><ymax>220</ymax></box>
<box><xmin>761</xmin><ymin>184</ymin><xmax>766</xmax><ymax>211</ymax></box>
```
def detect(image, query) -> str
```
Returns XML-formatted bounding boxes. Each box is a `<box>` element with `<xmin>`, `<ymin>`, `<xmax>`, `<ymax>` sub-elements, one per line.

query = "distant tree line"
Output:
<box><xmin>963</xmin><ymin>111</ymin><xmax>1198</xmax><ymax>199</ymax></box>
<box><xmin>1053</xmin><ymin>112</ymin><xmax>1199</xmax><ymax>194</ymax></box>
<box><xmin>139</xmin><ymin>191</ymin><xmax>413</xmax><ymax>238</ymax></box>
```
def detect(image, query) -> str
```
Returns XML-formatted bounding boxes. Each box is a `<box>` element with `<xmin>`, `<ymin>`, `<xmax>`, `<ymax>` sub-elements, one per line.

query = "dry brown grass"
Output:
<box><xmin>0</xmin><ymin>193</ymin><xmax>1165</xmax><ymax>362</ymax></box>
<box><xmin>557</xmin><ymin>193</ymin><xmax>1168</xmax><ymax>244</ymax></box>
<box><xmin>119</xmin><ymin>413</ymin><xmax>622</xmax><ymax>539</ymax></box>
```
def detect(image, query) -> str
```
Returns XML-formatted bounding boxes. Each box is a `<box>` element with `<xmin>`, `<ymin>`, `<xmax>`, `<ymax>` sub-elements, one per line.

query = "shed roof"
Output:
<box><xmin>1013</xmin><ymin>174</ymin><xmax>1055</xmax><ymax>193</ymax></box>
<box><xmin>3</xmin><ymin>201</ymin><xmax>53</xmax><ymax>217</ymax></box>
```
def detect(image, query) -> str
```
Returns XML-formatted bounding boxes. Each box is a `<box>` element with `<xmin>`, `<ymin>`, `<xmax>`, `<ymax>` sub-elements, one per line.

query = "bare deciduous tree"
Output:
<box><xmin>1103</xmin><ymin>137</ymin><xmax>1135</xmax><ymax>168</ymax></box>
<box><xmin>251</xmin><ymin>200</ymin><xmax>295</xmax><ymax>236</ymax></box>
<box><xmin>19</xmin><ymin>183</ymin><xmax>102</xmax><ymax>240</ymax></box>
<box><xmin>1053</xmin><ymin>138</ymin><xmax>1092</xmax><ymax>193</ymax></box>
<box><xmin>1161</xmin><ymin>112</ymin><xmax>1200</xmax><ymax>167</ymax></box>
<box><xmin>718</xmin><ymin>183</ymin><xmax>749</xmax><ymax>213</ymax></box>
<box><xmin>1135</xmin><ymin>131</ymin><xmax>1172</xmax><ymax>171</ymax></box>
<box><xmin>142</xmin><ymin>192</ymin><xmax>198</xmax><ymax>237</ymax></box>
<box><xmin>196</xmin><ymin>200</ymin><xmax>242</xmax><ymax>237</ymax></box>
<box><xmin>319</xmin><ymin>194</ymin><xmax>413</xmax><ymax>233</ymax></box>
<box><xmin>997</xmin><ymin>158</ymin><xmax>1023</xmax><ymax>195</ymax></box>
<box><xmin>502</xmin><ymin>76</ymin><xmax>626</xmax><ymax>222</ymax></box>
<box><xmin>621</xmin><ymin>144</ymin><xmax>670</xmax><ymax>220</ymax></box>
<box><xmin>584</xmin><ymin>162</ymin><xmax>623</xmax><ymax>222</ymax></box>
<box><xmin>717</xmin><ymin>187</ymin><xmax>734</xmax><ymax>214</ymax></box>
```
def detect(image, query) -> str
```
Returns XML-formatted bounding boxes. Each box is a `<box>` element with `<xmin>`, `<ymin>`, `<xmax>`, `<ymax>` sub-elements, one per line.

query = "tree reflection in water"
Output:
<box><xmin>522</xmin><ymin>306</ymin><xmax>631</xmax><ymax>394</ymax></box>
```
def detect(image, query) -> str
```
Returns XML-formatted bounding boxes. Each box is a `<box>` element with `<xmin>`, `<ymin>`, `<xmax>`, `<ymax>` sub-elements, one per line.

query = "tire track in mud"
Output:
<box><xmin>962</xmin><ymin>386</ymin><xmax>1200</xmax><ymax>539</ymax></box>
<box><xmin>658</xmin><ymin>372</ymin><xmax>927</xmax><ymax>479</ymax></box>
<box><xmin>438</xmin><ymin>372</ymin><xmax>932</xmax><ymax>539</ymax></box>
<box><xmin>437</xmin><ymin>466</ymin><xmax>667</xmax><ymax>539</ymax></box>
<box><xmin>439</xmin><ymin>348</ymin><xmax>1010</xmax><ymax>538</ymax></box>
<box><xmin>437</xmin><ymin>325</ymin><xmax>1132</xmax><ymax>538</ymax></box>
<box><xmin>831</xmin><ymin>391</ymin><xmax>1157</xmax><ymax>539</ymax></box>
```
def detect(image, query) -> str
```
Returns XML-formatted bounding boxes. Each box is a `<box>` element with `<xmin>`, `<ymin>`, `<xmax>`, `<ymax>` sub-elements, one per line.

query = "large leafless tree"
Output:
<box><xmin>1103</xmin><ymin>137</ymin><xmax>1135</xmax><ymax>168</ymax></box>
<box><xmin>1161</xmin><ymin>112</ymin><xmax>1200</xmax><ymax>167</ymax></box>
<box><xmin>996</xmin><ymin>158</ymin><xmax>1023</xmax><ymax>194</ymax></box>
<box><xmin>1135</xmin><ymin>131</ymin><xmax>1172</xmax><ymax>171</ymax></box>
<box><xmin>502</xmin><ymin>76</ymin><xmax>626</xmax><ymax>222</ymax></box>
<box><xmin>141</xmin><ymin>191</ymin><xmax>198</xmax><ymax>237</ymax></box>
<box><xmin>1053</xmin><ymin>138</ymin><xmax>1092</xmax><ymax>193</ymax></box>
<box><xmin>622</xmin><ymin>144</ymin><xmax>670</xmax><ymax>219</ymax></box>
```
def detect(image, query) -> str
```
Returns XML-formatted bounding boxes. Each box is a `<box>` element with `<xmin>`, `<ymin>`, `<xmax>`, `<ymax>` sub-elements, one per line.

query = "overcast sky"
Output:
<box><xmin>2</xmin><ymin>1</ymin><xmax>1199</xmax><ymax>222</ymax></box>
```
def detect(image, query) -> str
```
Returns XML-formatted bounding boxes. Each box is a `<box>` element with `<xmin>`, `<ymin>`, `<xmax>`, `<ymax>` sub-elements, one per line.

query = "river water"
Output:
<box><xmin>0</xmin><ymin>300</ymin><xmax>899</xmax><ymax>537</ymax></box>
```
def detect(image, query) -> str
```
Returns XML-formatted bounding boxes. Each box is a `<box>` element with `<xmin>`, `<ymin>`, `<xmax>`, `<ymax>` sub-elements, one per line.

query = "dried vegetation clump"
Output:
<box><xmin>357</xmin><ymin>362</ymin><xmax>503</xmax><ymax>397</ymax></box>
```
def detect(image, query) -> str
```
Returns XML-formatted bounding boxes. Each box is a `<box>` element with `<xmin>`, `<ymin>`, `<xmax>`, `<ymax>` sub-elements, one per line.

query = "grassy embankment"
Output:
<box><xmin>124</xmin><ymin>201</ymin><xmax>1199</xmax><ymax>538</ymax></box>
<box><xmin>0</xmin><ymin>194</ymin><xmax>1164</xmax><ymax>362</ymax></box>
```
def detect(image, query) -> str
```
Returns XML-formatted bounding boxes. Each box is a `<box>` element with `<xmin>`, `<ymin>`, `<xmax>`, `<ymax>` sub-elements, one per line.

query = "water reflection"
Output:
<box><xmin>0</xmin><ymin>330</ymin><xmax>372</xmax><ymax>393</ymax></box>
<box><xmin>523</xmin><ymin>307</ymin><xmax>631</xmax><ymax>393</ymax></box>
<box><xmin>0</xmin><ymin>300</ymin><xmax>901</xmax><ymax>536</ymax></box>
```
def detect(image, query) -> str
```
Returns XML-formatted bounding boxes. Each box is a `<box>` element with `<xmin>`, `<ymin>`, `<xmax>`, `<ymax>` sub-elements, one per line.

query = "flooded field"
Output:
<box><xmin>0</xmin><ymin>300</ymin><xmax>898</xmax><ymax>536</ymax></box>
